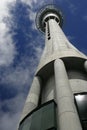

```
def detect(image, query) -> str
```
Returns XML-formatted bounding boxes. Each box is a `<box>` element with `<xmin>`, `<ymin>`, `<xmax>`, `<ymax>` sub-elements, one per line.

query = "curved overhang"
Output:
<box><xmin>35</xmin><ymin>56</ymin><xmax>87</xmax><ymax>82</ymax></box>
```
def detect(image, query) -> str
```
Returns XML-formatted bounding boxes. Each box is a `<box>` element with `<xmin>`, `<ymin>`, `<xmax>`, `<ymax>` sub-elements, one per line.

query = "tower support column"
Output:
<box><xmin>20</xmin><ymin>76</ymin><xmax>41</xmax><ymax>121</ymax></box>
<box><xmin>54</xmin><ymin>59</ymin><xmax>82</xmax><ymax>130</ymax></box>
<box><xmin>84</xmin><ymin>60</ymin><xmax>87</xmax><ymax>72</ymax></box>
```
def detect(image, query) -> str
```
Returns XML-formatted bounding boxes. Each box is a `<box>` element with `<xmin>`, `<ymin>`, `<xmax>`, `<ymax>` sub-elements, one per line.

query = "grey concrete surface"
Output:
<box><xmin>36</xmin><ymin>18</ymin><xmax>87</xmax><ymax>73</ymax></box>
<box><xmin>54</xmin><ymin>59</ymin><xmax>82</xmax><ymax>130</ymax></box>
<box><xmin>84</xmin><ymin>60</ymin><xmax>87</xmax><ymax>72</ymax></box>
<box><xmin>20</xmin><ymin>76</ymin><xmax>41</xmax><ymax>122</ymax></box>
<box><xmin>18</xmin><ymin>5</ymin><xmax>87</xmax><ymax>130</ymax></box>
<box><xmin>41</xmin><ymin>76</ymin><xmax>55</xmax><ymax>103</ymax></box>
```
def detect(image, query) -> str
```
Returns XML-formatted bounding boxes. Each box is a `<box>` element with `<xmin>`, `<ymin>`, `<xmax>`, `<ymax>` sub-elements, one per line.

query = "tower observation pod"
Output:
<box><xmin>18</xmin><ymin>5</ymin><xmax>87</xmax><ymax>130</ymax></box>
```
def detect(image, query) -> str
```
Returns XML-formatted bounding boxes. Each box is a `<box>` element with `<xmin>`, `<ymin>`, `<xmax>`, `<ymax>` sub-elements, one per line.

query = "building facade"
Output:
<box><xmin>18</xmin><ymin>5</ymin><xmax>87</xmax><ymax>130</ymax></box>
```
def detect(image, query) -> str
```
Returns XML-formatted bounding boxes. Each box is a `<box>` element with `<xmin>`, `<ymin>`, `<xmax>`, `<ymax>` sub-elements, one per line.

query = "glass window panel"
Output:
<box><xmin>83</xmin><ymin>121</ymin><xmax>87</xmax><ymax>130</ymax></box>
<box><xmin>41</xmin><ymin>102</ymin><xmax>56</xmax><ymax>130</ymax></box>
<box><xmin>19</xmin><ymin>101</ymin><xmax>57</xmax><ymax>130</ymax></box>
<box><xmin>75</xmin><ymin>94</ymin><xmax>87</xmax><ymax>120</ymax></box>
<box><xmin>19</xmin><ymin>115</ymin><xmax>32</xmax><ymax>130</ymax></box>
<box><xmin>30</xmin><ymin>108</ymin><xmax>42</xmax><ymax>130</ymax></box>
<box><xmin>75</xmin><ymin>93</ymin><xmax>87</xmax><ymax>130</ymax></box>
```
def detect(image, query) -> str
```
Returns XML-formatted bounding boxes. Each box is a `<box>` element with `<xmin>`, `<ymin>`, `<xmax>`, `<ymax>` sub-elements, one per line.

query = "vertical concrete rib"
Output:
<box><xmin>20</xmin><ymin>76</ymin><xmax>41</xmax><ymax>121</ymax></box>
<box><xmin>84</xmin><ymin>60</ymin><xmax>87</xmax><ymax>72</ymax></box>
<box><xmin>54</xmin><ymin>59</ymin><xmax>82</xmax><ymax>130</ymax></box>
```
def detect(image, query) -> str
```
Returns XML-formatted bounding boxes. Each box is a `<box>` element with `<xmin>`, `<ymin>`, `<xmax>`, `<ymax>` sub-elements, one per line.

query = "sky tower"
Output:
<box><xmin>18</xmin><ymin>5</ymin><xmax>87</xmax><ymax>130</ymax></box>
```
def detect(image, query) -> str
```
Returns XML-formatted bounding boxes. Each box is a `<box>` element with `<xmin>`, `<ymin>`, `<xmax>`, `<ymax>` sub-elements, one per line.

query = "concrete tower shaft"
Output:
<box><xmin>36</xmin><ymin>5</ymin><xmax>86</xmax><ymax>73</ymax></box>
<box><xmin>18</xmin><ymin>5</ymin><xmax>87</xmax><ymax>130</ymax></box>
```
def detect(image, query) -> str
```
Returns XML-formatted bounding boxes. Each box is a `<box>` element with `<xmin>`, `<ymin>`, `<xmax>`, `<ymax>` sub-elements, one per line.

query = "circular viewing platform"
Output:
<box><xmin>36</xmin><ymin>5</ymin><xmax>63</xmax><ymax>33</ymax></box>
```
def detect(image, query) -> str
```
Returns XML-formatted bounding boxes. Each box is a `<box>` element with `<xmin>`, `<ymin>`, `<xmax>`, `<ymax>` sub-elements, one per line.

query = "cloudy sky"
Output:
<box><xmin>0</xmin><ymin>0</ymin><xmax>87</xmax><ymax>130</ymax></box>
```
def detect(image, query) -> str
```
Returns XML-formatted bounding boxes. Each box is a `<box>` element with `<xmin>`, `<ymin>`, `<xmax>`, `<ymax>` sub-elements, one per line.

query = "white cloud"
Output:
<box><xmin>21</xmin><ymin>0</ymin><xmax>52</xmax><ymax>8</ymax></box>
<box><xmin>67</xmin><ymin>35</ymin><xmax>75</xmax><ymax>41</ymax></box>
<box><xmin>0</xmin><ymin>1</ymin><xmax>44</xmax><ymax>130</ymax></box>
<box><xmin>0</xmin><ymin>66</ymin><xmax>32</xmax><ymax>91</ymax></box>
<box><xmin>0</xmin><ymin>34</ymin><xmax>16</xmax><ymax>66</ymax></box>
<box><xmin>21</xmin><ymin>0</ymin><xmax>37</xmax><ymax>8</ymax></box>
<box><xmin>0</xmin><ymin>43</ymin><xmax>43</xmax><ymax>130</ymax></box>
<box><xmin>68</xmin><ymin>3</ymin><xmax>77</xmax><ymax>14</ymax></box>
<box><xmin>0</xmin><ymin>112</ymin><xmax>20</xmax><ymax>130</ymax></box>
<box><xmin>0</xmin><ymin>0</ymin><xmax>17</xmax><ymax>66</ymax></box>
<box><xmin>0</xmin><ymin>93</ymin><xmax>26</xmax><ymax>130</ymax></box>
<box><xmin>0</xmin><ymin>0</ymin><xmax>15</xmax><ymax>18</ymax></box>
<box><xmin>19</xmin><ymin>0</ymin><xmax>37</xmax><ymax>30</ymax></box>
<box><xmin>83</xmin><ymin>15</ymin><xmax>87</xmax><ymax>22</ymax></box>
<box><xmin>0</xmin><ymin>33</ymin><xmax>44</xmax><ymax>92</ymax></box>
<box><xmin>21</xmin><ymin>0</ymin><xmax>53</xmax><ymax>30</ymax></box>
<box><xmin>28</xmin><ymin>8</ymin><xmax>37</xmax><ymax>30</ymax></box>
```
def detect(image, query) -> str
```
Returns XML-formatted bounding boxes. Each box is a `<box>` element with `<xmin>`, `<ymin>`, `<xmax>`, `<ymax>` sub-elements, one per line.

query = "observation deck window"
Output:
<box><xmin>19</xmin><ymin>100</ymin><xmax>57</xmax><ymax>130</ymax></box>
<box><xmin>74</xmin><ymin>93</ymin><xmax>87</xmax><ymax>130</ymax></box>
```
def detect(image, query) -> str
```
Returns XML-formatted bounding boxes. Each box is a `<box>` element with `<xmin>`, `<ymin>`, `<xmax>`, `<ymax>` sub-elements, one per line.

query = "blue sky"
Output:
<box><xmin>0</xmin><ymin>0</ymin><xmax>87</xmax><ymax>130</ymax></box>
